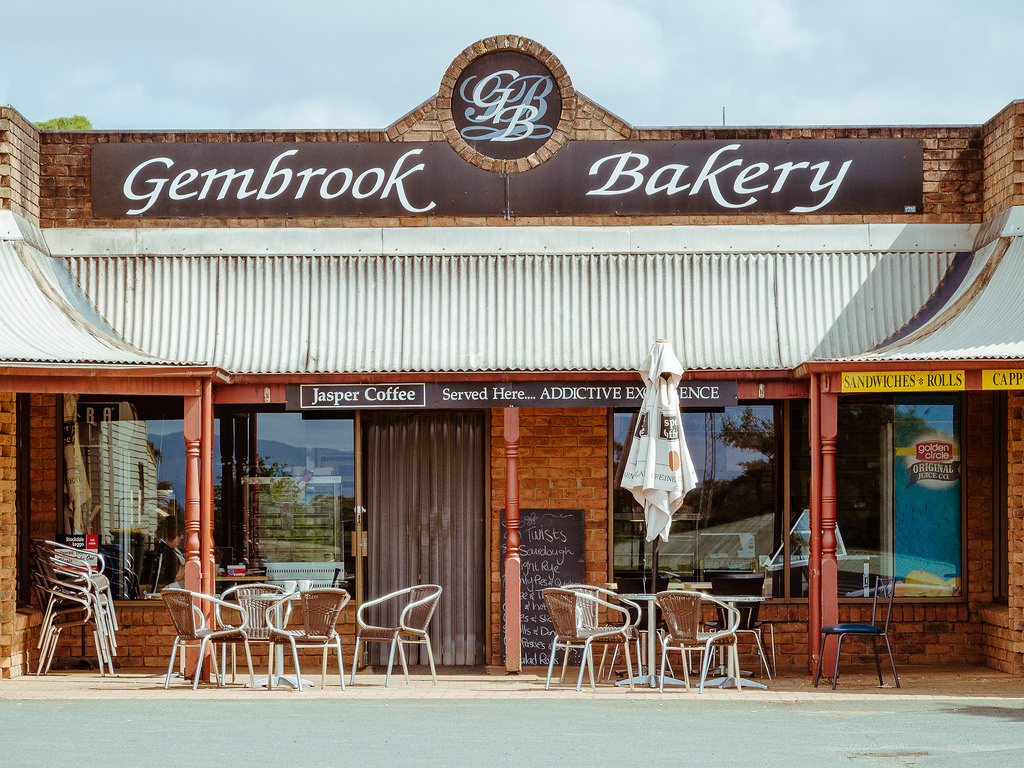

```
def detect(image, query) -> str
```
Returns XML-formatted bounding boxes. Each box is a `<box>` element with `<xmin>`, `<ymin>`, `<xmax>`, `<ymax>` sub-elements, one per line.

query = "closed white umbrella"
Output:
<box><xmin>619</xmin><ymin>340</ymin><xmax>698</xmax><ymax>588</ymax></box>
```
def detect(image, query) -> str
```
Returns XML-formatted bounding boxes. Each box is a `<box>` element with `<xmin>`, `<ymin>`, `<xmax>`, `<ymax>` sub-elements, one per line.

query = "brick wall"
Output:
<box><xmin>0</xmin><ymin>107</ymin><xmax>41</xmax><ymax>222</ymax></box>
<box><xmin>0</xmin><ymin>395</ymin><xmax>59</xmax><ymax>678</ymax></box>
<box><xmin>982</xmin><ymin>100</ymin><xmax>1024</xmax><ymax>220</ymax></box>
<box><xmin>489</xmin><ymin>408</ymin><xmax>608</xmax><ymax>666</ymax></box>
<box><xmin>994</xmin><ymin>392</ymin><xmax>1024</xmax><ymax>673</ymax></box>
<box><xmin>39</xmin><ymin>95</ymin><xmax>987</xmax><ymax>229</ymax></box>
<box><xmin>0</xmin><ymin>393</ymin><xmax>16</xmax><ymax>677</ymax></box>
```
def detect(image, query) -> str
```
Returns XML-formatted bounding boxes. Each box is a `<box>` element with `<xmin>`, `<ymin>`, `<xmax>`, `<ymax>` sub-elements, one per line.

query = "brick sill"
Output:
<box><xmin>977</xmin><ymin>602</ymin><xmax>1009</xmax><ymax>628</ymax></box>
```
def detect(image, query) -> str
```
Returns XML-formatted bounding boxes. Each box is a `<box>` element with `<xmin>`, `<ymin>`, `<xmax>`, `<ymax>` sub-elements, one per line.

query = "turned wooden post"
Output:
<box><xmin>503</xmin><ymin>407</ymin><xmax>522</xmax><ymax>673</ymax></box>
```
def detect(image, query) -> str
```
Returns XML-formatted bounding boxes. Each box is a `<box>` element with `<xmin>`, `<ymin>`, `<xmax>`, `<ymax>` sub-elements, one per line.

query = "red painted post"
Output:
<box><xmin>820</xmin><ymin>382</ymin><xmax>840</xmax><ymax>674</ymax></box>
<box><xmin>183</xmin><ymin>392</ymin><xmax>205</xmax><ymax>682</ymax></box>
<box><xmin>201</xmin><ymin>378</ymin><xmax>215</xmax><ymax>594</ymax></box>
<box><xmin>808</xmin><ymin>374</ymin><xmax>821</xmax><ymax>674</ymax></box>
<box><xmin>503</xmin><ymin>407</ymin><xmax>522</xmax><ymax>673</ymax></box>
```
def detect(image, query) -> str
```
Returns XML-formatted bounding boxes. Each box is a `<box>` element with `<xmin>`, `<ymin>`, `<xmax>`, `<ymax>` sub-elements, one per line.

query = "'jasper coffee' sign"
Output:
<box><xmin>286</xmin><ymin>380</ymin><xmax>739</xmax><ymax>410</ymax></box>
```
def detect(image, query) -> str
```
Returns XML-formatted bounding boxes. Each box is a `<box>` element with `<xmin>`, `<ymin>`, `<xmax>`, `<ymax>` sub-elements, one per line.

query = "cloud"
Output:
<box><xmin>3</xmin><ymin>0</ymin><xmax>1023</xmax><ymax>129</ymax></box>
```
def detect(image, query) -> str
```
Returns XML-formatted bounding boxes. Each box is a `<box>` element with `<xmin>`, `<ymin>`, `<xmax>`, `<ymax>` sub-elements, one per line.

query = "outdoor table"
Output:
<box><xmin>242</xmin><ymin>590</ymin><xmax>316</xmax><ymax>690</ymax></box>
<box><xmin>615</xmin><ymin>592</ymin><xmax>688</xmax><ymax>689</ymax></box>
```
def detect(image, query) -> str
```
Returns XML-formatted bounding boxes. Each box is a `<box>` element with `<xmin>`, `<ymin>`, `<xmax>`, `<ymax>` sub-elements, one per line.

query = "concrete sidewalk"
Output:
<box><xmin>3</xmin><ymin>664</ymin><xmax>1023</xmax><ymax>702</ymax></box>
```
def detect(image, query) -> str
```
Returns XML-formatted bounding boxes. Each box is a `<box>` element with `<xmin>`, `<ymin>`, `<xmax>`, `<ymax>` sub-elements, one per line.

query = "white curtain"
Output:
<box><xmin>365</xmin><ymin>411</ymin><xmax>486</xmax><ymax>666</ymax></box>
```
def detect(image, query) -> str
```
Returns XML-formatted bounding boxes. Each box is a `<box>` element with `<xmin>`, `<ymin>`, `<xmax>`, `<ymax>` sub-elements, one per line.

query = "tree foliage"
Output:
<box><xmin>35</xmin><ymin>115</ymin><xmax>93</xmax><ymax>129</ymax></box>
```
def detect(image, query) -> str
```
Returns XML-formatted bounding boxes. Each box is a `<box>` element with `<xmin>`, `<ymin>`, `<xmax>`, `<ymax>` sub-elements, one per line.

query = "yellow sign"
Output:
<box><xmin>982</xmin><ymin>370</ymin><xmax>1024</xmax><ymax>390</ymax></box>
<box><xmin>841</xmin><ymin>370</ymin><xmax>965</xmax><ymax>393</ymax></box>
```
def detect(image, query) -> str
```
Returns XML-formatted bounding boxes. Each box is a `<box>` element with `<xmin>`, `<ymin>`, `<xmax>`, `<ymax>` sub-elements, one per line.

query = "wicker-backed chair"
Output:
<box><xmin>814</xmin><ymin>576</ymin><xmax>900</xmax><ymax>690</ymax></box>
<box><xmin>350</xmin><ymin>584</ymin><xmax>443</xmax><ymax>687</ymax></box>
<box><xmin>561</xmin><ymin>584</ymin><xmax>643</xmax><ymax>682</ymax></box>
<box><xmin>266</xmin><ymin>587</ymin><xmax>350</xmax><ymax>691</ymax></box>
<box><xmin>542</xmin><ymin>586</ymin><xmax>638</xmax><ymax>691</ymax></box>
<box><xmin>217</xmin><ymin>583</ymin><xmax>288</xmax><ymax>683</ymax></box>
<box><xmin>655</xmin><ymin>590</ymin><xmax>741</xmax><ymax>693</ymax></box>
<box><xmin>160</xmin><ymin>588</ymin><xmax>255</xmax><ymax>690</ymax></box>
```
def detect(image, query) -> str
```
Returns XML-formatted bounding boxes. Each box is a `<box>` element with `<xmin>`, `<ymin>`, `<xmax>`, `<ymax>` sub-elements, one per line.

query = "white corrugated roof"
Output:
<box><xmin>59</xmin><ymin>245</ymin><xmax>964</xmax><ymax>375</ymax></box>
<box><xmin>0</xmin><ymin>234</ymin><xmax>172</xmax><ymax>367</ymax></box>
<box><xmin>844</xmin><ymin>235</ymin><xmax>1024</xmax><ymax>362</ymax></box>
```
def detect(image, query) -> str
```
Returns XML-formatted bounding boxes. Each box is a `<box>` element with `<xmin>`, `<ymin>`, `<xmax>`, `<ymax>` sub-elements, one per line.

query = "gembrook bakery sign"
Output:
<box><xmin>90</xmin><ymin>36</ymin><xmax>924</xmax><ymax>218</ymax></box>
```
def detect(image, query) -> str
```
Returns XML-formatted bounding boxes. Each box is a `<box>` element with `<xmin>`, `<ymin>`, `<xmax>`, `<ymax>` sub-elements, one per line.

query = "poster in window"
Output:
<box><xmin>893</xmin><ymin>397</ymin><xmax>961</xmax><ymax>597</ymax></box>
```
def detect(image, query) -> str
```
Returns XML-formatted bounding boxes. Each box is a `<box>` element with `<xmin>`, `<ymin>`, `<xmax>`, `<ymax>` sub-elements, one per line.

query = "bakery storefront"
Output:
<box><xmin>2</xmin><ymin>35</ymin><xmax>1023</xmax><ymax>679</ymax></box>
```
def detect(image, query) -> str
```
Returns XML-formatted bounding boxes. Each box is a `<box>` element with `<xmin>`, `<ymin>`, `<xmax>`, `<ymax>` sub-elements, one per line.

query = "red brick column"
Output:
<box><xmin>0</xmin><ymin>393</ymin><xmax>16</xmax><ymax>677</ymax></box>
<box><xmin>489</xmin><ymin>408</ymin><xmax>609</xmax><ymax>666</ymax></box>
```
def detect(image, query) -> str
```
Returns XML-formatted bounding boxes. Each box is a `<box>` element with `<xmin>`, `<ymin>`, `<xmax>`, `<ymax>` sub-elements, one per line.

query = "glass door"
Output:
<box><xmin>216</xmin><ymin>411</ymin><xmax>356</xmax><ymax>589</ymax></box>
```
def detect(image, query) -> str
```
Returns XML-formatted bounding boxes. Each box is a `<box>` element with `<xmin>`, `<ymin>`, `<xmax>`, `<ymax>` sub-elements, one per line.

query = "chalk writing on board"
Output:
<box><xmin>500</xmin><ymin>509</ymin><xmax>585</xmax><ymax>666</ymax></box>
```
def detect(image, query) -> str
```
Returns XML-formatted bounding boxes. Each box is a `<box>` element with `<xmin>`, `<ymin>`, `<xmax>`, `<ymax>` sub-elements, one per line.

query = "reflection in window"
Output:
<box><xmin>67</xmin><ymin>396</ymin><xmax>185</xmax><ymax>599</ymax></box>
<box><xmin>216</xmin><ymin>411</ymin><xmax>355</xmax><ymax>587</ymax></box>
<box><xmin>613</xmin><ymin>405</ymin><xmax>780</xmax><ymax>590</ymax></box>
<box><xmin>789</xmin><ymin>395</ymin><xmax>963</xmax><ymax>599</ymax></box>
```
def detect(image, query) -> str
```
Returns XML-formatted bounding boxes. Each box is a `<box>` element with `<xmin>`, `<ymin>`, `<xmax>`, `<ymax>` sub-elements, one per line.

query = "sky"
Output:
<box><xmin>3</xmin><ymin>0</ymin><xmax>1023</xmax><ymax>131</ymax></box>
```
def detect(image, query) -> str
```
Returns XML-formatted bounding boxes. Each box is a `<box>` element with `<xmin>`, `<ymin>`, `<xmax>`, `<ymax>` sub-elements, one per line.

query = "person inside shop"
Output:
<box><xmin>150</xmin><ymin>511</ymin><xmax>187</xmax><ymax>592</ymax></box>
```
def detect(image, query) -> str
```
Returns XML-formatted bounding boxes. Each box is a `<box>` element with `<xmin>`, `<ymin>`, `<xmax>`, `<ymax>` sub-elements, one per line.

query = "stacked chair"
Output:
<box><xmin>30</xmin><ymin>539</ymin><xmax>119</xmax><ymax>676</ymax></box>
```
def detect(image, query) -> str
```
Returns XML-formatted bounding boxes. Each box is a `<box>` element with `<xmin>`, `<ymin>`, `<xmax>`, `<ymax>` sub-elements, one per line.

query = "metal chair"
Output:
<box><xmin>350</xmin><ymin>584</ymin><xmax>442</xmax><ymax>686</ymax></box>
<box><xmin>561</xmin><ymin>584</ymin><xmax>643</xmax><ymax>682</ymax></box>
<box><xmin>710</xmin><ymin>572</ymin><xmax>774</xmax><ymax>678</ymax></box>
<box><xmin>541</xmin><ymin>586</ymin><xmax>638</xmax><ymax>691</ymax></box>
<box><xmin>160</xmin><ymin>588</ymin><xmax>256</xmax><ymax>690</ymax></box>
<box><xmin>31</xmin><ymin>539</ymin><xmax>118</xmax><ymax>675</ymax></box>
<box><xmin>655</xmin><ymin>589</ymin><xmax>741</xmax><ymax>693</ymax></box>
<box><xmin>217</xmin><ymin>583</ymin><xmax>287</xmax><ymax>683</ymax></box>
<box><xmin>814</xmin><ymin>576</ymin><xmax>900</xmax><ymax>689</ymax></box>
<box><xmin>266</xmin><ymin>587</ymin><xmax>351</xmax><ymax>691</ymax></box>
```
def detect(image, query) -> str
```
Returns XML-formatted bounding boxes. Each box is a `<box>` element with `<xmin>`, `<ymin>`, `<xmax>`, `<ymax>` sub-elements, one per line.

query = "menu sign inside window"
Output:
<box><xmin>286</xmin><ymin>380</ymin><xmax>738</xmax><ymax>410</ymax></box>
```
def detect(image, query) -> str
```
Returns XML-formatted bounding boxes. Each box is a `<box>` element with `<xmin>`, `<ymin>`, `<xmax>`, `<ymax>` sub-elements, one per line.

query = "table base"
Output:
<box><xmin>703</xmin><ymin>674</ymin><xmax>768</xmax><ymax>689</ymax></box>
<box><xmin>616</xmin><ymin>673</ymin><xmax>691</xmax><ymax>688</ymax></box>
<box><xmin>247</xmin><ymin>675</ymin><xmax>316</xmax><ymax>690</ymax></box>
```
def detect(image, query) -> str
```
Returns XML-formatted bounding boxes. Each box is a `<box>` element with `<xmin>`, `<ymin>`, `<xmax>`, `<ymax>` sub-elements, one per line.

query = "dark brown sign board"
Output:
<box><xmin>285</xmin><ymin>380</ymin><xmax>739</xmax><ymax>410</ymax></box>
<box><xmin>93</xmin><ymin>139</ymin><xmax>923</xmax><ymax>218</ymax></box>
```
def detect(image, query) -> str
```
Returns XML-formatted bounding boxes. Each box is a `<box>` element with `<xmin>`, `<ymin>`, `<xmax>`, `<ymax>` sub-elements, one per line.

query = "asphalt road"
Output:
<box><xmin>2</xmin><ymin>698</ymin><xmax>1023</xmax><ymax>767</ymax></box>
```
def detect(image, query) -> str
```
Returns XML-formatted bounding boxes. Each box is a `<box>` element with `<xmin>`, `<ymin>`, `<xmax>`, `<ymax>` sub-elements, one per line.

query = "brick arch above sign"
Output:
<box><xmin>438</xmin><ymin>35</ymin><xmax>576</xmax><ymax>173</ymax></box>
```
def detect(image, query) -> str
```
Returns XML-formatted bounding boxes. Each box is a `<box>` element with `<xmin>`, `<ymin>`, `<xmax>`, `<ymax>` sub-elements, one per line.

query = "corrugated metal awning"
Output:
<box><xmin>0</xmin><ymin>234</ymin><xmax>173</xmax><ymax>367</ymax></box>
<box><xmin>837</xmin><ymin>235</ymin><xmax>1024</xmax><ymax>362</ymax></box>
<box><xmin>59</xmin><ymin>246</ymin><xmax>965</xmax><ymax>375</ymax></box>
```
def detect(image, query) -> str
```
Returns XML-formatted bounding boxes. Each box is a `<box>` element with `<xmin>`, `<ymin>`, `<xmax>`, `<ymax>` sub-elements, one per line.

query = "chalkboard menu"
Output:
<box><xmin>500</xmin><ymin>508</ymin><xmax>586</xmax><ymax>666</ymax></box>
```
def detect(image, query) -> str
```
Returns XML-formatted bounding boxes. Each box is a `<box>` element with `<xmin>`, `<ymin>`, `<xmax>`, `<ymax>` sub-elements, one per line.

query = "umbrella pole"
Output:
<box><xmin>650</xmin><ymin>537</ymin><xmax>660</xmax><ymax>593</ymax></box>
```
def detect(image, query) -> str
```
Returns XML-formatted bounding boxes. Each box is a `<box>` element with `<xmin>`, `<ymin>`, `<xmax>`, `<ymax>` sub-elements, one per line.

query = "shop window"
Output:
<box><xmin>63</xmin><ymin>401</ymin><xmax>357</xmax><ymax>598</ymax></box>
<box><xmin>215</xmin><ymin>410</ymin><xmax>355</xmax><ymax>590</ymax></box>
<box><xmin>612</xmin><ymin>404</ymin><xmax>781</xmax><ymax>591</ymax></box>
<box><xmin>789</xmin><ymin>395</ymin><xmax>963</xmax><ymax>600</ymax></box>
<box><xmin>66</xmin><ymin>396</ymin><xmax>186</xmax><ymax>599</ymax></box>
